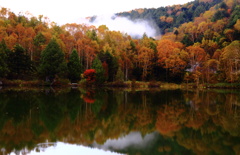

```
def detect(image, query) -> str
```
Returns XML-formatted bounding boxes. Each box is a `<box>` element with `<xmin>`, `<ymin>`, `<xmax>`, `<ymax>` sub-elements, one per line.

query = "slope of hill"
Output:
<box><xmin>117</xmin><ymin>0</ymin><xmax>234</xmax><ymax>33</ymax></box>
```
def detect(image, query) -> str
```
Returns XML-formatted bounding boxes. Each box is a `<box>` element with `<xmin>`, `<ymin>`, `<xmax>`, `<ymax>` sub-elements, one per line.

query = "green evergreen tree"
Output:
<box><xmin>98</xmin><ymin>51</ymin><xmax>118</xmax><ymax>82</ymax></box>
<box><xmin>227</xmin><ymin>5</ymin><xmax>240</xmax><ymax>28</ymax></box>
<box><xmin>33</xmin><ymin>32</ymin><xmax>46</xmax><ymax>63</ymax></box>
<box><xmin>92</xmin><ymin>56</ymin><xmax>105</xmax><ymax>84</ymax></box>
<box><xmin>7</xmin><ymin>44</ymin><xmax>34</xmax><ymax>79</ymax></box>
<box><xmin>105</xmin><ymin>51</ymin><xmax>118</xmax><ymax>82</ymax></box>
<box><xmin>193</xmin><ymin>5</ymin><xmax>206</xmax><ymax>18</ymax></box>
<box><xmin>39</xmin><ymin>39</ymin><xmax>67</xmax><ymax>83</ymax></box>
<box><xmin>0</xmin><ymin>40</ymin><xmax>9</xmax><ymax>79</ymax></box>
<box><xmin>68</xmin><ymin>49</ymin><xmax>82</xmax><ymax>83</ymax></box>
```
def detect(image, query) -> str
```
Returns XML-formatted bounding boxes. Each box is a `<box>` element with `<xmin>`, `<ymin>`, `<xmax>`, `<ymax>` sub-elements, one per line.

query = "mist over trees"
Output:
<box><xmin>0</xmin><ymin>0</ymin><xmax>240</xmax><ymax>84</ymax></box>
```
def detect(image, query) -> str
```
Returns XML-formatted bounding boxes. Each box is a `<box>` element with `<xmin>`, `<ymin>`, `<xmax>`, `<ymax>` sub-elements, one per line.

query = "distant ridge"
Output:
<box><xmin>115</xmin><ymin>0</ymin><xmax>227</xmax><ymax>34</ymax></box>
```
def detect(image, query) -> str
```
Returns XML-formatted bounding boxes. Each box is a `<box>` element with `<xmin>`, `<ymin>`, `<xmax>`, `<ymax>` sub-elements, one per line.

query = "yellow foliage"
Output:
<box><xmin>234</xmin><ymin>19</ymin><xmax>240</xmax><ymax>32</ymax></box>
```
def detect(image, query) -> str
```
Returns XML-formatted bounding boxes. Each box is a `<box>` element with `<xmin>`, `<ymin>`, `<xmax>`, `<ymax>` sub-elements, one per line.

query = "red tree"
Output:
<box><xmin>83</xmin><ymin>69</ymin><xmax>96</xmax><ymax>83</ymax></box>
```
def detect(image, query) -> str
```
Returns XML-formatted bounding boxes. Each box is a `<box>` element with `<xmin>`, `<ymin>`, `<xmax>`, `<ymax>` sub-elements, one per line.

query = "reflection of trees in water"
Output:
<box><xmin>0</xmin><ymin>89</ymin><xmax>239</xmax><ymax>154</ymax></box>
<box><xmin>155</xmin><ymin>90</ymin><xmax>240</xmax><ymax>155</ymax></box>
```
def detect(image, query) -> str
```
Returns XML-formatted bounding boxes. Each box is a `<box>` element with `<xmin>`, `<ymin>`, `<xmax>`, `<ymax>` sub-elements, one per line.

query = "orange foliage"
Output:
<box><xmin>157</xmin><ymin>39</ymin><xmax>186</xmax><ymax>74</ymax></box>
<box><xmin>186</xmin><ymin>45</ymin><xmax>208</xmax><ymax>66</ymax></box>
<box><xmin>194</xmin><ymin>17</ymin><xmax>207</xmax><ymax>25</ymax></box>
<box><xmin>5</xmin><ymin>33</ymin><xmax>17</xmax><ymax>49</ymax></box>
<box><xmin>138</xmin><ymin>46</ymin><xmax>154</xmax><ymax>79</ymax></box>
<box><xmin>160</xmin><ymin>16</ymin><xmax>166</xmax><ymax>22</ymax></box>
<box><xmin>0</xmin><ymin>26</ymin><xmax>7</xmax><ymax>41</ymax></box>
<box><xmin>136</xmin><ymin>9</ymin><xmax>145</xmax><ymax>14</ymax></box>
<box><xmin>157</xmin><ymin>39</ymin><xmax>183</xmax><ymax>65</ymax></box>
<box><xmin>166</xmin><ymin>17</ymin><xmax>174</xmax><ymax>23</ymax></box>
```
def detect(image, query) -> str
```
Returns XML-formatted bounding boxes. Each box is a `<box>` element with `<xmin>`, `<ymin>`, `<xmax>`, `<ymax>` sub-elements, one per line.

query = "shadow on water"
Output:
<box><xmin>0</xmin><ymin>87</ymin><xmax>239</xmax><ymax>154</ymax></box>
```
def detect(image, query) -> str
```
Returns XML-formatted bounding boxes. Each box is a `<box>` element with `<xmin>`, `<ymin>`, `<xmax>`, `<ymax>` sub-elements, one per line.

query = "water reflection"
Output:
<box><xmin>93</xmin><ymin>132</ymin><xmax>158</xmax><ymax>151</ymax></box>
<box><xmin>30</xmin><ymin>142</ymin><xmax>122</xmax><ymax>155</ymax></box>
<box><xmin>0</xmin><ymin>88</ymin><xmax>239</xmax><ymax>154</ymax></box>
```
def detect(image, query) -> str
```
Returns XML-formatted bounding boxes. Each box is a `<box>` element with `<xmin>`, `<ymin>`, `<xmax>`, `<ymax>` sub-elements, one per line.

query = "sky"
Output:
<box><xmin>0</xmin><ymin>0</ymin><xmax>193</xmax><ymax>25</ymax></box>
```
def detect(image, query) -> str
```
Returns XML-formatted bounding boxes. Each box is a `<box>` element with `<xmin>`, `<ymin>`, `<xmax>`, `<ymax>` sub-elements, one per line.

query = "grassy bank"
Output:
<box><xmin>1</xmin><ymin>79</ymin><xmax>240</xmax><ymax>89</ymax></box>
<box><xmin>0</xmin><ymin>79</ymin><xmax>70</xmax><ymax>87</ymax></box>
<box><xmin>105</xmin><ymin>81</ymin><xmax>185</xmax><ymax>89</ymax></box>
<box><xmin>106</xmin><ymin>81</ymin><xmax>240</xmax><ymax>89</ymax></box>
<box><xmin>205</xmin><ymin>83</ymin><xmax>240</xmax><ymax>89</ymax></box>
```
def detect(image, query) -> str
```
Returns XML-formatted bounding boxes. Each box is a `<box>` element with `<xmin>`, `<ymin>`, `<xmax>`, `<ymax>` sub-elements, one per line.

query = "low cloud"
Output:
<box><xmin>83</xmin><ymin>14</ymin><xmax>160</xmax><ymax>39</ymax></box>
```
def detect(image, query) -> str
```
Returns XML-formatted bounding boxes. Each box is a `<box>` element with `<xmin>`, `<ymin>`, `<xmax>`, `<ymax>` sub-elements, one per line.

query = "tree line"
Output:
<box><xmin>0</xmin><ymin>0</ymin><xmax>240</xmax><ymax>85</ymax></box>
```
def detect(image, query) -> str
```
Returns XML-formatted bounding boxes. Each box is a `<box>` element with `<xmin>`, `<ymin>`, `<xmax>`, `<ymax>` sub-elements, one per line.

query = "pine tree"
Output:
<box><xmin>68</xmin><ymin>49</ymin><xmax>82</xmax><ymax>83</ymax></box>
<box><xmin>7</xmin><ymin>44</ymin><xmax>34</xmax><ymax>79</ymax></box>
<box><xmin>92</xmin><ymin>56</ymin><xmax>105</xmax><ymax>84</ymax></box>
<box><xmin>0</xmin><ymin>40</ymin><xmax>9</xmax><ymax>79</ymax></box>
<box><xmin>105</xmin><ymin>51</ymin><xmax>118</xmax><ymax>82</ymax></box>
<box><xmin>39</xmin><ymin>39</ymin><xmax>67</xmax><ymax>83</ymax></box>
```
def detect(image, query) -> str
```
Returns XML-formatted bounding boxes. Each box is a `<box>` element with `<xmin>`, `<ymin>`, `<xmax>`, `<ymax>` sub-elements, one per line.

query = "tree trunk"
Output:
<box><xmin>125</xmin><ymin>66</ymin><xmax>128</xmax><ymax>81</ymax></box>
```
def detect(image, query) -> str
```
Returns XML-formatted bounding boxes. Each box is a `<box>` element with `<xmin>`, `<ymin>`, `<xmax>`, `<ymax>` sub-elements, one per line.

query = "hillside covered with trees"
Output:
<box><xmin>0</xmin><ymin>0</ymin><xmax>240</xmax><ymax>86</ymax></box>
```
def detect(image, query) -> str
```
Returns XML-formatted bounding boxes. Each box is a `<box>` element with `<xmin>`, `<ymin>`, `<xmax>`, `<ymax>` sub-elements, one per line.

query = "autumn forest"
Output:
<box><xmin>0</xmin><ymin>0</ymin><xmax>240</xmax><ymax>85</ymax></box>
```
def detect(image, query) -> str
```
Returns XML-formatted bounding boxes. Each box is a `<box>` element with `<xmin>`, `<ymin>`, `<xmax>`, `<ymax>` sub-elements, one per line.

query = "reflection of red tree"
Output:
<box><xmin>83</xmin><ymin>90</ymin><xmax>95</xmax><ymax>104</ymax></box>
<box><xmin>83</xmin><ymin>96</ymin><xmax>95</xmax><ymax>104</ymax></box>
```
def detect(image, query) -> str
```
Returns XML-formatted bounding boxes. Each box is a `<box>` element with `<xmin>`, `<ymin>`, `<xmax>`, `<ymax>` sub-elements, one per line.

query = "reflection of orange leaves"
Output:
<box><xmin>156</xmin><ymin>111</ymin><xmax>181</xmax><ymax>137</ymax></box>
<box><xmin>185</xmin><ymin>113</ymin><xmax>205</xmax><ymax>129</ymax></box>
<box><xmin>1</xmin><ymin>120</ymin><xmax>34</xmax><ymax>147</ymax></box>
<box><xmin>83</xmin><ymin>90</ymin><xmax>96</xmax><ymax>103</ymax></box>
<box><xmin>2</xmin><ymin>120</ymin><xmax>15</xmax><ymax>135</ymax></box>
<box><xmin>156</xmin><ymin>105</ymin><xmax>186</xmax><ymax>137</ymax></box>
<box><xmin>135</xmin><ymin>109</ymin><xmax>152</xmax><ymax>127</ymax></box>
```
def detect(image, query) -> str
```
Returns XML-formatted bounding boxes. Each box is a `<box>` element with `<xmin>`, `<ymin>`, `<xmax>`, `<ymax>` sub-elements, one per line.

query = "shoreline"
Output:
<box><xmin>0</xmin><ymin>79</ymin><xmax>240</xmax><ymax>90</ymax></box>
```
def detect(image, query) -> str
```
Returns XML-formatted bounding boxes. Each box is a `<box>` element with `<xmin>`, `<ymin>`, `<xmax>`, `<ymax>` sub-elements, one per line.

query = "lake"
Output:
<box><xmin>0</xmin><ymin>87</ymin><xmax>239</xmax><ymax>155</ymax></box>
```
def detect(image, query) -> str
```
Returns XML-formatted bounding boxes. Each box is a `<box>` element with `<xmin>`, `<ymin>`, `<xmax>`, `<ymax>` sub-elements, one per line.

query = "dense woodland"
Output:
<box><xmin>0</xmin><ymin>0</ymin><xmax>240</xmax><ymax>85</ymax></box>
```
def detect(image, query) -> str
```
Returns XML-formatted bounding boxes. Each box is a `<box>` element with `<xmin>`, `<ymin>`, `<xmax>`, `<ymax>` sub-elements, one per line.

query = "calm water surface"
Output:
<box><xmin>0</xmin><ymin>87</ymin><xmax>240</xmax><ymax>155</ymax></box>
